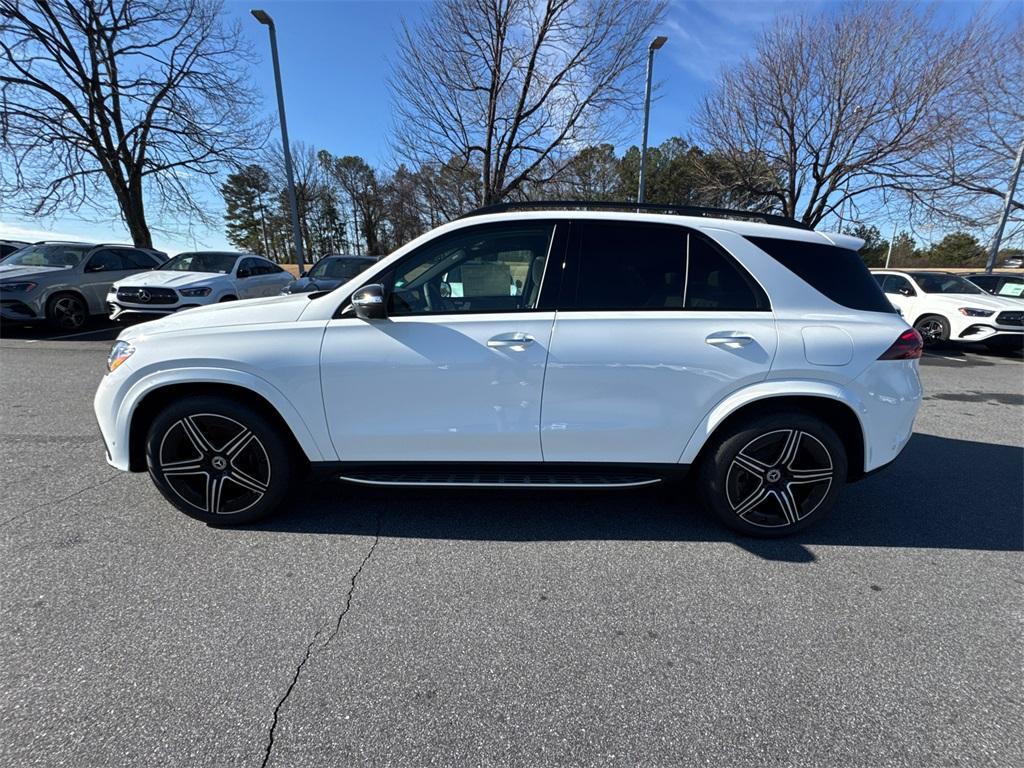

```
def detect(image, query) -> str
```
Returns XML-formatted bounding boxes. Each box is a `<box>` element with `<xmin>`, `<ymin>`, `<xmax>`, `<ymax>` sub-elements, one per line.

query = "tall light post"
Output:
<box><xmin>251</xmin><ymin>9</ymin><xmax>306</xmax><ymax>275</ymax></box>
<box><xmin>985</xmin><ymin>139</ymin><xmax>1024</xmax><ymax>274</ymax></box>
<box><xmin>637</xmin><ymin>35</ymin><xmax>667</xmax><ymax>205</ymax></box>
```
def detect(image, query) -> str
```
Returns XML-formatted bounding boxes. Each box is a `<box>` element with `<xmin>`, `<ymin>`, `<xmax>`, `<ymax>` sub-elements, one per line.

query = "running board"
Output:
<box><xmin>336</xmin><ymin>468</ymin><xmax>664</xmax><ymax>489</ymax></box>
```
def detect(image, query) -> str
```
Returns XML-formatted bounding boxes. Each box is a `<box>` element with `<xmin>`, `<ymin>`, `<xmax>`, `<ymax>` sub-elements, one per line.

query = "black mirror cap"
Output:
<box><xmin>352</xmin><ymin>283</ymin><xmax>387</xmax><ymax>320</ymax></box>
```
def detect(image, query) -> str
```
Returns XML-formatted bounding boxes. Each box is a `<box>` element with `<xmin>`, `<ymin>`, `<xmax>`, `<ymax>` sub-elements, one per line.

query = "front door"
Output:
<box><xmin>320</xmin><ymin>221</ymin><xmax>565</xmax><ymax>462</ymax></box>
<box><xmin>541</xmin><ymin>220</ymin><xmax>778</xmax><ymax>464</ymax></box>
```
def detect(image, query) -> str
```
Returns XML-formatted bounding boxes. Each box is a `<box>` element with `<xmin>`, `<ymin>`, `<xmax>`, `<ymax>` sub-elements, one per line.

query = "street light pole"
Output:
<box><xmin>985</xmin><ymin>139</ymin><xmax>1024</xmax><ymax>274</ymax></box>
<box><xmin>252</xmin><ymin>9</ymin><xmax>306</xmax><ymax>275</ymax></box>
<box><xmin>637</xmin><ymin>35</ymin><xmax>667</xmax><ymax>206</ymax></box>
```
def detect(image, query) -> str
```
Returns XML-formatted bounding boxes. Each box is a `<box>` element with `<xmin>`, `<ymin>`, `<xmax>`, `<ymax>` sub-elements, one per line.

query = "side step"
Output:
<box><xmin>337</xmin><ymin>467</ymin><xmax>663</xmax><ymax>489</ymax></box>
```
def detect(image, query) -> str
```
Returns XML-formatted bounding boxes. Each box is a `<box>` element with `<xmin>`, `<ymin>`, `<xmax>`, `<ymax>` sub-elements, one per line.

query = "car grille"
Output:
<box><xmin>996</xmin><ymin>311</ymin><xmax>1023</xmax><ymax>327</ymax></box>
<box><xmin>116</xmin><ymin>286</ymin><xmax>177</xmax><ymax>305</ymax></box>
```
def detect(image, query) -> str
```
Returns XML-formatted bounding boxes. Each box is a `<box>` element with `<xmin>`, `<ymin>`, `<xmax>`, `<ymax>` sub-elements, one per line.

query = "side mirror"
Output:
<box><xmin>898</xmin><ymin>285</ymin><xmax>915</xmax><ymax>297</ymax></box>
<box><xmin>85</xmin><ymin>263</ymin><xmax>105</xmax><ymax>273</ymax></box>
<box><xmin>352</xmin><ymin>283</ymin><xmax>387</xmax><ymax>320</ymax></box>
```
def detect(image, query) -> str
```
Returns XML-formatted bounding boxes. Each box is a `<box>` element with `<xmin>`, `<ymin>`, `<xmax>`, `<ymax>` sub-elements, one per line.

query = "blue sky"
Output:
<box><xmin>0</xmin><ymin>0</ymin><xmax>1013</xmax><ymax>254</ymax></box>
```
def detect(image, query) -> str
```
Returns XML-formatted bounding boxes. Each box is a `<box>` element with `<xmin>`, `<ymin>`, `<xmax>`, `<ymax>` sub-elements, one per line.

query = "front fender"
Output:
<box><xmin>96</xmin><ymin>364</ymin><xmax>334</xmax><ymax>470</ymax></box>
<box><xmin>677</xmin><ymin>379</ymin><xmax>868</xmax><ymax>465</ymax></box>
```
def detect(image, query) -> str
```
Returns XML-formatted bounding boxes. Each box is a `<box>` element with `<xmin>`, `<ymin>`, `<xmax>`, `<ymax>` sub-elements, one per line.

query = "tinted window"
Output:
<box><xmin>996</xmin><ymin>277</ymin><xmax>1024</xmax><ymax>297</ymax></box>
<box><xmin>967</xmin><ymin>274</ymin><xmax>995</xmax><ymax>290</ymax></box>
<box><xmin>909</xmin><ymin>272</ymin><xmax>983</xmax><ymax>295</ymax></box>
<box><xmin>311</xmin><ymin>258</ymin><xmax>374</xmax><ymax>280</ymax></box>
<box><xmin>86</xmin><ymin>249</ymin><xmax>132</xmax><ymax>272</ymax></box>
<box><xmin>161</xmin><ymin>252</ymin><xmax>237</xmax><ymax>273</ymax></box>
<box><xmin>238</xmin><ymin>257</ymin><xmax>262</xmax><ymax>276</ymax></box>
<box><xmin>566</xmin><ymin>222</ymin><xmax>766</xmax><ymax>311</ymax></box>
<box><xmin>384</xmin><ymin>223</ymin><xmax>554</xmax><ymax>316</ymax></box>
<box><xmin>121</xmin><ymin>250</ymin><xmax>160</xmax><ymax>270</ymax></box>
<box><xmin>747</xmin><ymin>236</ymin><xmax>896</xmax><ymax>313</ymax></box>
<box><xmin>879</xmin><ymin>275</ymin><xmax>914</xmax><ymax>295</ymax></box>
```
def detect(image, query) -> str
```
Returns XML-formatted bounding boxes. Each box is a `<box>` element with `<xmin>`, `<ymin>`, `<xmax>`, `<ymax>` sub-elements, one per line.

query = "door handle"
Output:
<box><xmin>487</xmin><ymin>332</ymin><xmax>535</xmax><ymax>349</ymax></box>
<box><xmin>705</xmin><ymin>332</ymin><xmax>754</xmax><ymax>349</ymax></box>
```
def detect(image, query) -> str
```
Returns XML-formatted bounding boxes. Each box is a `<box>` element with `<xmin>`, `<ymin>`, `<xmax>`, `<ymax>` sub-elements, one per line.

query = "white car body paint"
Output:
<box><xmin>872</xmin><ymin>269</ymin><xmax>1024</xmax><ymax>344</ymax></box>
<box><xmin>95</xmin><ymin>210</ymin><xmax>921</xmax><ymax>486</ymax></box>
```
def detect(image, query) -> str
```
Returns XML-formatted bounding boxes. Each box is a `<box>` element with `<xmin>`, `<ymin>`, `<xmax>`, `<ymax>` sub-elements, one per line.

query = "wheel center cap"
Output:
<box><xmin>766</xmin><ymin>469</ymin><xmax>782</xmax><ymax>483</ymax></box>
<box><xmin>211</xmin><ymin>456</ymin><xmax>227</xmax><ymax>471</ymax></box>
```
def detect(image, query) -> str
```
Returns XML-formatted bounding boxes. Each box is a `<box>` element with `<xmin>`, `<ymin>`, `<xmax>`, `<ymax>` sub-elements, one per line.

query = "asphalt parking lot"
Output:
<box><xmin>1</xmin><ymin>325</ymin><xmax>1022</xmax><ymax>767</ymax></box>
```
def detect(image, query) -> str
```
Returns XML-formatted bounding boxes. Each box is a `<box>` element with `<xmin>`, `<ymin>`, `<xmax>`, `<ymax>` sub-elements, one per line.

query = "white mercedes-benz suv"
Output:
<box><xmin>94</xmin><ymin>203</ymin><xmax>923</xmax><ymax>536</ymax></box>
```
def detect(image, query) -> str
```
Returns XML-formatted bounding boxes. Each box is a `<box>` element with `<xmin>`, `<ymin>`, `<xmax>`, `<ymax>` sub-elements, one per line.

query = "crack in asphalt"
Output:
<box><xmin>259</xmin><ymin>512</ymin><xmax>382</xmax><ymax>768</ymax></box>
<box><xmin>1</xmin><ymin>472</ymin><xmax>123</xmax><ymax>527</ymax></box>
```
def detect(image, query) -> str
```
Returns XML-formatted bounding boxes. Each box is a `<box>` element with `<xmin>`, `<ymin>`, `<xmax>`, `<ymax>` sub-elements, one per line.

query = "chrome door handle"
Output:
<box><xmin>705</xmin><ymin>333</ymin><xmax>754</xmax><ymax>349</ymax></box>
<box><xmin>487</xmin><ymin>333</ymin><xmax>535</xmax><ymax>348</ymax></box>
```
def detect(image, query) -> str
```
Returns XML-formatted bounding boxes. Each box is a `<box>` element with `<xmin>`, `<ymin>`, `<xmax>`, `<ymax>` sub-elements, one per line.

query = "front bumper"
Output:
<box><xmin>1</xmin><ymin>298</ymin><xmax>42</xmax><ymax>321</ymax></box>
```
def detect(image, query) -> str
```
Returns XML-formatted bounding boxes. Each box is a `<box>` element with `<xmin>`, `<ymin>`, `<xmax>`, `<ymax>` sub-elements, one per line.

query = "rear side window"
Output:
<box><xmin>122</xmin><ymin>249</ymin><xmax>161</xmax><ymax>269</ymax></box>
<box><xmin>747</xmin><ymin>236</ymin><xmax>896</xmax><ymax>313</ymax></box>
<box><xmin>565</xmin><ymin>221</ymin><xmax>767</xmax><ymax>311</ymax></box>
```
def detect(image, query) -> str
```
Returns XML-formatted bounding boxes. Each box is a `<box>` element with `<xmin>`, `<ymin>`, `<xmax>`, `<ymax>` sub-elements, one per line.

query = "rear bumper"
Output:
<box><xmin>853</xmin><ymin>359</ymin><xmax>922</xmax><ymax>472</ymax></box>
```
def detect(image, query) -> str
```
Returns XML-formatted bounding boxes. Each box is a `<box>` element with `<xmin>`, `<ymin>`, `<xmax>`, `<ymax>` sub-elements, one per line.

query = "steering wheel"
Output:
<box><xmin>424</xmin><ymin>281</ymin><xmax>455</xmax><ymax>312</ymax></box>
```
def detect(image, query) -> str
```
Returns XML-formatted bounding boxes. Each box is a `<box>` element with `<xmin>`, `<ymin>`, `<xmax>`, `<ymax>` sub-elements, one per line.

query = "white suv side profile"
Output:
<box><xmin>871</xmin><ymin>269</ymin><xmax>1024</xmax><ymax>350</ymax></box>
<box><xmin>94</xmin><ymin>204</ymin><xmax>923</xmax><ymax>536</ymax></box>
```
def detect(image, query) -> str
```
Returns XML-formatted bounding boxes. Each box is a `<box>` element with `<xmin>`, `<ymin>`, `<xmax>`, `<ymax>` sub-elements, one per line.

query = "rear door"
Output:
<box><xmin>80</xmin><ymin>249</ymin><xmax>147</xmax><ymax>312</ymax></box>
<box><xmin>541</xmin><ymin>220</ymin><xmax>777</xmax><ymax>464</ymax></box>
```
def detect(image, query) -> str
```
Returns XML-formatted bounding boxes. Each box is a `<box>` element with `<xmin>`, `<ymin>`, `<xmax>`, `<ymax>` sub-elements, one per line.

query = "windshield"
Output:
<box><xmin>3</xmin><ymin>243</ymin><xmax>89</xmax><ymax>268</ymax></box>
<box><xmin>910</xmin><ymin>272</ymin><xmax>984</xmax><ymax>295</ymax></box>
<box><xmin>309</xmin><ymin>258</ymin><xmax>374</xmax><ymax>280</ymax></box>
<box><xmin>160</xmin><ymin>252</ymin><xmax>237</xmax><ymax>274</ymax></box>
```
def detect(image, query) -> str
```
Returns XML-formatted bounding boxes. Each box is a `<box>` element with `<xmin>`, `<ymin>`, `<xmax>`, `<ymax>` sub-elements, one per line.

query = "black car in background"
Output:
<box><xmin>0</xmin><ymin>240</ymin><xmax>29</xmax><ymax>260</ymax></box>
<box><xmin>280</xmin><ymin>254</ymin><xmax>377</xmax><ymax>294</ymax></box>
<box><xmin>964</xmin><ymin>272</ymin><xmax>1024</xmax><ymax>300</ymax></box>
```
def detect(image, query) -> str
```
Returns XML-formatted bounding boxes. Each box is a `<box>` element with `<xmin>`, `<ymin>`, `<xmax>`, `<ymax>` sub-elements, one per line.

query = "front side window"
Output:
<box><xmin>565</xmin><ymin>221</ymin><xmax>766</xmax><ymax>311</ymax></box>
<box><xmin>312</xmin><ymin>258</ymin><xmax>374</xmax><ymax>280</ymax></box>
<box><xmin>384</xmin><ymin>223</ymin><xmax>555</xmax><ymax>316</ymax></box>
<box><xmin>879</xmin><ymin>275</ymin><xmax>914</xmax><ymax>295</ymax></box>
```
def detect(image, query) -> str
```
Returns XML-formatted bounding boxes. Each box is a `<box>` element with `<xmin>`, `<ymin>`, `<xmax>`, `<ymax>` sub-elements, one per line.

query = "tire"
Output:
<box><xmin>145</xmin><ymin>395</ymin><xmax>295</xmax><ymax>525</ymax></box>
<box><xmin>913</xmin><ymin>314</ymin><xmax>950</xmax><ymax>346</ymax></box>
<box><xmin>697</xmin><ymin>411</ymin><xmax>847</xmax><ymax>537</ymax></box>
<box><xmin>46</xmin><ymin>292</ymin><xmax>88</xmax><ymax>331</ymax></box>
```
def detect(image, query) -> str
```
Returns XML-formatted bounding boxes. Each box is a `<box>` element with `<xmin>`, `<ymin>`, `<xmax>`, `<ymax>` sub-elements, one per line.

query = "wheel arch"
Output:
<box><xmin>683</xmin><ymin>389</ymin><xmax>867</xmax><ymax>480</ymax></box>
<box><xmin>125</xmin><ymin>380</ymin><xmax>319</xmax><ymax>472</ymax></box>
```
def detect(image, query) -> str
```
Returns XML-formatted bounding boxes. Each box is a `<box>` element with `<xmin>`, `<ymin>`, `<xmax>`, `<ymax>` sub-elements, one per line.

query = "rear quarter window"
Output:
<box><xmin>746</xmin><ymin>236</ymin><xmax>897</xmax><ymax>313</ymax></box>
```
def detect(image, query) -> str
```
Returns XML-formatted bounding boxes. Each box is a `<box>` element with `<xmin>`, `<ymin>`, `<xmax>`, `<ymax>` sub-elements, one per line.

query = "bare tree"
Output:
<box><xmin>390</xmin><ymin>0</ymin><xmax>666</xmax><ymax>206</ymax></box>
<box><xmin>319</xmin><ymin>151</ymin><xmax>388</xmax><ymax>256</ymax></box>
<box><xmin>0</xmin><ymin>0</ymin><xmax>264</xmax><ymax>247</ymax></box>
<box><xmin>695</xmin><ymin>3</ymin><xmax>1000</xmax><ymax>228</ymax></box>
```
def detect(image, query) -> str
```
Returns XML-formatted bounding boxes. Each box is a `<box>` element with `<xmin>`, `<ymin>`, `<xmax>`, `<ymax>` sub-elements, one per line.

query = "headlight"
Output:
<box><xmin>0</xmin><ymin>281</ymin><xmax>37</xmax><ymax>292</ymax></box>
<box><xmin>958</xmin><ymin>307</ymin><xmax>994</xmax><ymax>317</ymax></box>
<box><xmin>107</xmin><ymin>340</ymin><xmax>135</xmax><ymax>372</ymax></box>
<box><xmin>179</xmin><ymin>286</ymin><xmax>212</xmax><ymax>297</ymax></box>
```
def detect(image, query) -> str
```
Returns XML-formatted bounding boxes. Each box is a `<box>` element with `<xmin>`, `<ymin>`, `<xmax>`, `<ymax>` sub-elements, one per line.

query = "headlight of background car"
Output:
<box><xmin>107</xmin><ymin>340</ymin><xmax>135</xmax><ymax>372</ymax></box>
<box><xmin>178</xmin><ymin>287</ymin><xmax>212</xmax><ymax>297</ymax></box>
<box><xmin>958</xmin><ymin>307</ymin><xmax>995</xmax><ymax>317</ymax></box>
<box><xmin>0</xmin><ymin>281</ymin><xmax>37</xmax><ymax>293</ymax></box>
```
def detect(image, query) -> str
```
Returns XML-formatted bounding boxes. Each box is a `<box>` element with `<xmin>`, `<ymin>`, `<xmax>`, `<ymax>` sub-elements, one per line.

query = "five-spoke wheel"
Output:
<box><xmin>46</xmin><ymin>293</ymin><xmax>88</xmax><ymax>331</ymax></box>
<box><xmin>699</xmin><ymin>411</ymin><xmax>847</xmax><ymax>536</ymax></box>
<box><xmin>145</xmin><ymin>396</ymin><xmax>295</xmax><ymax>524</ymax></box>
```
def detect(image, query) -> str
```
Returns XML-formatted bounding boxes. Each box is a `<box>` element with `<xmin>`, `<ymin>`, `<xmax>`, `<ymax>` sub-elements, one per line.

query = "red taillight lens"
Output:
<box><xmin>878</xmin><ymin>328</ymin><xmax>923</xmax><ymax>360</ymax></box>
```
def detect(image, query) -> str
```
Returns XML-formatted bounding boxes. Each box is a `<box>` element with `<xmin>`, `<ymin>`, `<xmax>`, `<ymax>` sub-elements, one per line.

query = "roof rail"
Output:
<box><xmin>458</xmin><ymin>200</ymin><xmax>811</xmax><ymax>230</ymax></box>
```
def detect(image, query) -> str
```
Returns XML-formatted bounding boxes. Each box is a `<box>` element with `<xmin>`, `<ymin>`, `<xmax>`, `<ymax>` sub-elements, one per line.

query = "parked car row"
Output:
<box><xmin>871</xmin><ymin>269</ymin><xmax>1023</xmax><ymax>350</ymax></box>
<box><xmin>0</xmin><ymin>242</ymin><xmax>376</xmax><ymax>331</ymax></box>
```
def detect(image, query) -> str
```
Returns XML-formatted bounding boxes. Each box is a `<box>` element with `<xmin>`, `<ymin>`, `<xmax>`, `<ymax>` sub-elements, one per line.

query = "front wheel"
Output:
<box><xmin>914</xmin><ymin>314</ymin><xmax>950</xmax><ymax>346</ymax></box>
<box><xmin>145</xmin><ymin>395</ymin><xmax>296</xmax><ymax>525</ymax></box>
<box><xmin>46</xmin><ymin>293</ymin><xmax>88</xmax><ymax>331</ymax></box>
<box><xmin>697</xmin><ymin>411</ymin><xmax>847</xmax><ymax>537</ymax></box>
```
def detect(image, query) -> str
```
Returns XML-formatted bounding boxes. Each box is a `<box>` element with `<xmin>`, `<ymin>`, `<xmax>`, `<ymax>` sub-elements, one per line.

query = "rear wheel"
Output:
<box><xmin>145</xmin><ymin>395</ymin><xmax>295</xmax><ymax>525</ymax></box>
<box><xmin>698</xmin><ymin>411</ymin><xmax>847</xmax><ymax>537</ymax></box>
<box><xmin>913</xmin><ymin>314</ymin><xmax>950</xmax><ymax>346</ymax></box>
<box><xmin>46</xmin><ymin>292</ymin><xmax>88</xmax><ymax>331</ymax></box>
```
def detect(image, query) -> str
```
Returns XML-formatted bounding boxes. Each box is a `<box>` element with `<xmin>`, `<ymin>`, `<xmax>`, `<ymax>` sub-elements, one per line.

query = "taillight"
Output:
<box><xmin>878</xmin><ymin>328</ymin><xmax>923</xmax><ymax>360</ymax></box>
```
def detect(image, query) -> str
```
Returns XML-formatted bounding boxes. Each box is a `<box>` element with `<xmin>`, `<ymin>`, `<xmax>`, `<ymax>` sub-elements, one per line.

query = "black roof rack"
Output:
<box><xmin>458</xmin><ymin>200</ymin><xmax>811</xmax><ymax>230</ymax></box>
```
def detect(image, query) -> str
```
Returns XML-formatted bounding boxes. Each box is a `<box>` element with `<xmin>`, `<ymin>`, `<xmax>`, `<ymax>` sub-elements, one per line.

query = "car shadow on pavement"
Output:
<box><xmin>253</xmin><ymin>433</ymin><xmax>1023</xmax><ymax>563</ymax></box>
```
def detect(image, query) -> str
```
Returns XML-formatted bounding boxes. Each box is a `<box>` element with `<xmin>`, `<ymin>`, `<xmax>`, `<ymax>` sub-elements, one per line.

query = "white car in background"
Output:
<box><xmin>107</xmin><ymin>251</ymin><xmax>292</xmax><ymax>321</ymax></box>
<box><xmin>872</xmin><ymin>269</ymin><xmax>1024</xmax><ymax>350</ymax></box>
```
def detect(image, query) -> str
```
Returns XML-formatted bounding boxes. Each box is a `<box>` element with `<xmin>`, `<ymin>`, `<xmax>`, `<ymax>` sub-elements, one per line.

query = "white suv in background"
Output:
<box><xmin>95</xmin><ymin>203</ymin><xmax>923</xmax><ymax>537</ymax></box>
<box><xmin>107</xmin><ymin>251</ymin><xmax>292</xmax><ymax>321</ymax></box>
<box><xmin>872</xmin><ymin>269</ymin><xmax>1024</xmax><ymax>351</ymax></box>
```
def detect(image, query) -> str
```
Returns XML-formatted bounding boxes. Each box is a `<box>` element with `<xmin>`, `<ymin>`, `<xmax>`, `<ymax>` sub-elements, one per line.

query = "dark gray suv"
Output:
<box><xmin>0</xmin><ymin>242</ymin><xmax>166</xmax><ymax>331</ymax></box>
